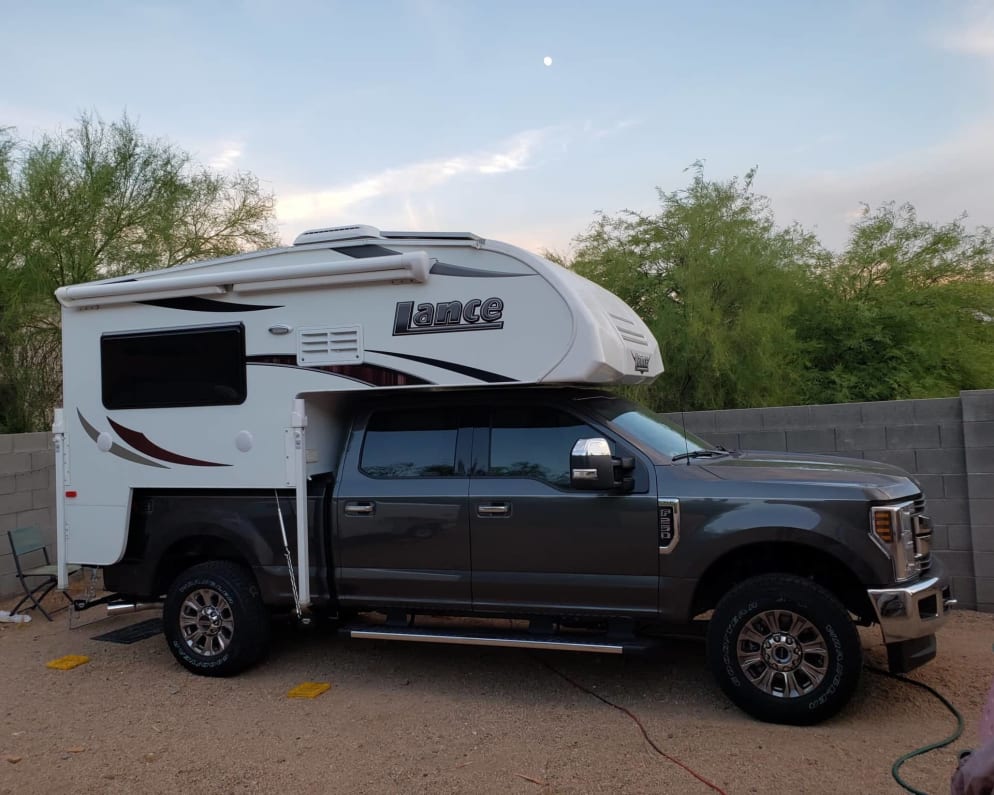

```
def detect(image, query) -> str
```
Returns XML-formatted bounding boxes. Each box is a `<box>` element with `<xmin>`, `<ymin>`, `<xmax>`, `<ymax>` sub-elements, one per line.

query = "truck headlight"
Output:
<box><xmin>871</xmin><ymin>504</ymin><xmax>921</xmax><ymax>583</ymax></box>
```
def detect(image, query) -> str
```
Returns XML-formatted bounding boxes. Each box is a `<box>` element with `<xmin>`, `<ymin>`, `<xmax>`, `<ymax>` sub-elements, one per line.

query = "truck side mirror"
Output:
<box><xmin>570</xmin><ymin>438</ymin><xmax>634</xmax><ymax>492</ymax></box>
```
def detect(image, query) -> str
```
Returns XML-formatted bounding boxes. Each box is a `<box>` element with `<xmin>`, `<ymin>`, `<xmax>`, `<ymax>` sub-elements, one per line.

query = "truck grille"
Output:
<box><xmin>912</xmin><ymin>496</ymin><xmax>931</xmax><ymax>571</ymax></box>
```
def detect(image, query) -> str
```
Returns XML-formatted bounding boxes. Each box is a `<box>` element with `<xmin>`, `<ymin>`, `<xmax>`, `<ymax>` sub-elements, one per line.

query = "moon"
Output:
<box><xmin>543</xmin><ymin>56</ymin><xmax>552</xmax><ymax>67</ymax></box>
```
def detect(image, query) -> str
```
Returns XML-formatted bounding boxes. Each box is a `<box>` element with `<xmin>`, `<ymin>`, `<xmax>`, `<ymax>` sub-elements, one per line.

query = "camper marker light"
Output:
<box><xmin>65</xmin><ymin>490</ymin><xmax>77</xmax><ymax>498</ymax></box>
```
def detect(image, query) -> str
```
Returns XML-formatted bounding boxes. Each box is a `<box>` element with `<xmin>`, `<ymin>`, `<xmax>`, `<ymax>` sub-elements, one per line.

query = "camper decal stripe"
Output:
<box><xmin>366</xmin><ymin>350</ymin><xmax>515</xmax><ymax>383</ymax></box>
<box><xmin>246</xmin><ymin>355</ymin><xmax>431</xmax><ymax>387</ymax></box>
<box><xmin>107</xmin><ymin>418</ymin><xmax>231</xmax><ymax>467</ymax></box>
<box><xmin>138</xmin><ymin>297</ymin><xmax>282</xmax><ymax>312</ymax></box>
<box><xmin>428</xmin><ymin>262</ymin><xmax>530</xmax><ymax>278</ymax></box>
<box><xmin>76</xmin><ymin>410</ymin><xmax>169</xmax><ymax>468</ymax></box>
<box><xmin>333</xmin><ymin>244</ymin><xmax>403</xmax><ymax>259</ymax></box>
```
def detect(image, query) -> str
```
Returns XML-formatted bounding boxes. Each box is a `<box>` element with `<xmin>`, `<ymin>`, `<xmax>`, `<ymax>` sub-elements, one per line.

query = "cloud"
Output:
<box><xmin>402</xmin><ymin>197</ymin><xmax>439</xmax><ymax>230</ymax></box>
<box><xmin>276</xmin><ymin>126</ymin><xmax>557</xmax><ymax>223</ymax></box>
<box><xmin>770</xmin><ymin>5</ymin><xmax>994</xmax><ymax>249</ymax></box>
<box><xmin>274</xmin><ymin>117</ymin><xmax>641</xmax><ymax>246</ymax></box>
<box><xmin>207</xmin><ymin>141</ymin><xmax>244</xmax><ymax>171</ymax></box>
<box><xmin>584</xmin><ymin>118</ymin><xmax>640</xmax><ymax>140</ymax></box>
<box><xmin>765</xmin><ymin>118</ymin><xmax>994</xmax><ymax>251</ymax></box>
<box><xmin>788</xmin><ymin>133</ymin><xmax>843</xmax><ymax>156</ymax></box>
<box><xmin>0</xmin><ymin>104</ymin><xmax>74</xmax><ymax>137</ymax></box>
<box><xmin>939</xmin><ymin>5</ymin><xmax>994</xmax><ymax>57</ymax></box>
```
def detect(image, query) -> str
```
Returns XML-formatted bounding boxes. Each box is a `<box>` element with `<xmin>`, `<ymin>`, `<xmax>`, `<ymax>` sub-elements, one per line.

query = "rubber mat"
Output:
<box><xmin>92</xmin><ymin>617</ymin><xmax>163</xmax><ymax>644</ymax></box>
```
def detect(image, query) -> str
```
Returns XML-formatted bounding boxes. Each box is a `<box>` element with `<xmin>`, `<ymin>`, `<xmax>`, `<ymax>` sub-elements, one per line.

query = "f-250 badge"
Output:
<box><xmin>393</xmin><ymin>298</ymin><xmax>504</xmax><ymax>335</ymax></box>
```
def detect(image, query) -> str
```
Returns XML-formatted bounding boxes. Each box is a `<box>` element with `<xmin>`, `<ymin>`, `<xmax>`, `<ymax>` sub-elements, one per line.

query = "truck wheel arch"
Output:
<box><xmin>153</xmin><ymin>532</ymin><xmax>255</xmax><ymax>597</ymax></box>
<box><xmin>691</xmin><ymin>540</ymin><xmax>874</xmax><ymax>625</ymax></box>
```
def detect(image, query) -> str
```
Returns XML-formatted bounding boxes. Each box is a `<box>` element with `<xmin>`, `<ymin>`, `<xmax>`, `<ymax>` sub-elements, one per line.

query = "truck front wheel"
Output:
<box><xmin>706</xmin><ymin>574</ymin><xmax>861</xmax><ymax>725</ymax></box>
<box><xmin>163</xmin><ymin>561</ymin><xmax>270</xmax><ymax>677</ymax></box>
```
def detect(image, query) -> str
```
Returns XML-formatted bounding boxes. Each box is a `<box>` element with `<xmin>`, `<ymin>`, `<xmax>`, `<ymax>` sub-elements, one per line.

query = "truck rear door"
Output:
<box><xmin>333</xmin><ymin>407</ymin><xmax>472</xmax><ymax>610</ymax></box>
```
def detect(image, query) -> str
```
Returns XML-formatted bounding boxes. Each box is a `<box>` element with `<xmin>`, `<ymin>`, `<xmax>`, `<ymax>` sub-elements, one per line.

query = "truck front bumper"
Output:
<box><xmin>867</xmin><ymin>558</ymin><xmax>955</xmax><ymax>645</ymax></box>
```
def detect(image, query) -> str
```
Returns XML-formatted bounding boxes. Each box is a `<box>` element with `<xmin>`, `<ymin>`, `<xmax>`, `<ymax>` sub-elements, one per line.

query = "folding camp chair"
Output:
<box><xmin>7</xmin><ymin>527</ymin><xmax>79</xmax><ymax>621</ymax></box>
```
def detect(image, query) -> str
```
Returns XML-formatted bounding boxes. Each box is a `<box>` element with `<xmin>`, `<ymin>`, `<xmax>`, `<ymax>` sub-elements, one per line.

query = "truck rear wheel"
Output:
<box><xmin>706</xmin><ymin>574</ymin><xmax>861</xmax><ymax>725</ymax></box>
<box><xmin>163</xmin><ymin>561</ymin><xmax>270</xmax><ymax>677</ymax></box>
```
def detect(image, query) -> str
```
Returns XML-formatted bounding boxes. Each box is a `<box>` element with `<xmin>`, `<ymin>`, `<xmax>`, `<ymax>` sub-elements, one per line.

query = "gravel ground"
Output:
<box><xmin>1</xmin><ymin>595</ymin><xmax>991</xmax><ymax>795</ymax></box>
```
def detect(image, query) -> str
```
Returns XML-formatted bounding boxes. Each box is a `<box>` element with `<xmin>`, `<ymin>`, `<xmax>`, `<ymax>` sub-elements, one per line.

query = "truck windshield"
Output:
<box><xmin>583</xmin><ymin>396</ymin><xmax>712</xmax><ymax>459</ymax></box>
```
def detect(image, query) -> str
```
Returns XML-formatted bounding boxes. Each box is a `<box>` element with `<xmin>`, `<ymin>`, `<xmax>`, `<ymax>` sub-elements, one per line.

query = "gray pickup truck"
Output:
<box><xmin>103</xmin><ymin>386</ymin><xmax>953</xmax><ymax>725</ymax></box>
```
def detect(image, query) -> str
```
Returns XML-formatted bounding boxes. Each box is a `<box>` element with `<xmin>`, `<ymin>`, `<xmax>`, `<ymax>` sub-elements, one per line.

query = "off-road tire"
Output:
<box><xmin>164</xmin><ymin>561</ymin><xmax>271</xmax><ymax>677</ymax></box>
<box><xmin>706</xmin><ymin>573</ymin><xmax>861</xmax><ymax>725</ymax></box>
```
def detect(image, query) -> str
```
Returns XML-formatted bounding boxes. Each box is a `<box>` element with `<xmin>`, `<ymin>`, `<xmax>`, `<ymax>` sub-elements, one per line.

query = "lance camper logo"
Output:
<box><xmin>393</xmin><ymin>297</ymin><xmax>504</xmax><ymax>335</ymax></box>
<box><xmin>632</xmin><ymin>351</ymin><xmax>651</xmax><ymax>373</ymax></box>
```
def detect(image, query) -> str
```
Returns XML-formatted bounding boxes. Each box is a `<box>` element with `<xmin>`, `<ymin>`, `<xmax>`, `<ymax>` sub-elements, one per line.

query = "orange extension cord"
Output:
<box><xmin>535</xmin><ymin>656</ymin><xmax>729</xmax><ymax>795</ymax></box>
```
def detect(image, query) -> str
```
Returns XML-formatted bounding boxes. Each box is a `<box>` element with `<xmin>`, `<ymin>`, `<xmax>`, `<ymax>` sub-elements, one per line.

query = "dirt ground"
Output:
<box><xmin>1</xmin><ymin>593</ymin><xmax>991</xmax><ymax>795</ymax></box>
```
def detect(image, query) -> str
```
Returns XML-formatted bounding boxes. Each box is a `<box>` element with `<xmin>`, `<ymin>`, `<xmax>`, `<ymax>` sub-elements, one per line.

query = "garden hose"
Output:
<box><xmin>866</xmin><ymin>665</ymin><xmax>965</xmax><ymax>795</ymax></box>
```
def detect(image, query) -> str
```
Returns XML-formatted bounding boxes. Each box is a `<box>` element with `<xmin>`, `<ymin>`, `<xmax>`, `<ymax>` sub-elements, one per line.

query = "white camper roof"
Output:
<box><xmin>56</xmin><ymin>225</ymin><xmax>663</xmax><ymax>387</ymax></box>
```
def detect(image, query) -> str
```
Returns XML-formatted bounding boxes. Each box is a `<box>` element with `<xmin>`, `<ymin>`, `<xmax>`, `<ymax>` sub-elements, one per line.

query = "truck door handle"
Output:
<box><xmin>477</xmin><ymin>503</ymin><xmax>510</xmax><ymax>517</ymax></box>
<box><xmin>345</xmin><ymin>501</ymin><xmax>375</xmax><ymax>516</ymax></box>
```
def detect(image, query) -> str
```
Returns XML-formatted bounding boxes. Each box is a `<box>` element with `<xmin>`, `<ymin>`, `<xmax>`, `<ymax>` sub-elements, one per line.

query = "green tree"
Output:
<box><xmin>565</xmin><ymin>166</ymin><xmax>825</xmax><ymax>412</ymax></box>
<box><xmin>0</xmin><ymin>114</ymin><xmax>279</xmax><ymax>432</ymax></box>
<box><xmin>797</xmin><ymin>203</ymin><xmax>994</xmax><ymax>403</ymax></box>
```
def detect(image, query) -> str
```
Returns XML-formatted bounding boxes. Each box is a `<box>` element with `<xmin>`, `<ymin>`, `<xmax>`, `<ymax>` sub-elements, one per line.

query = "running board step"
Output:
<box><xmin>343</xmin><ymin>625</ymin><xmax>655</xmax><ymax>654</ymax></box>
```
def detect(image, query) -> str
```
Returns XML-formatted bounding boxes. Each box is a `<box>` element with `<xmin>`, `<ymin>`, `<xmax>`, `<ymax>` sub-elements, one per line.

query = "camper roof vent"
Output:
<box><xmin>293</xmin><ymin>225</ymin><xmax>383</xmax><ymax>246</ymax></box>
<box><xmin>381</xmin><ymin>231</ymin><xmax>483</xmax><ymax>242</ymax></box>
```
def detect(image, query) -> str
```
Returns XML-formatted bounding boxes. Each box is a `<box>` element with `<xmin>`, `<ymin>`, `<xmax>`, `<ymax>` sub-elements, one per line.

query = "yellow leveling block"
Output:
<box><xmin>46</xmin><ymin>655</ymin><xmax>90</xmax><ymax>670</ymax></box>
<box><xmin>287</xmin><ymin>682</ymin><xmax>331</xmax><ymax>699</ymax></box>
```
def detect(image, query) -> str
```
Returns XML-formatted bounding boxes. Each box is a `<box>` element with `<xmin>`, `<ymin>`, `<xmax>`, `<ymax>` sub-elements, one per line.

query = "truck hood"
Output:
<box><xmin>699</xmin><ymin>450</ymin><xmax>920</xmax><ymax>501</ymax></box>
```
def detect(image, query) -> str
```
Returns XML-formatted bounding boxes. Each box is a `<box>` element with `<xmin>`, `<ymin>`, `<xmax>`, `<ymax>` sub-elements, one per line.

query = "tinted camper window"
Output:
<box><xmin>101</xmin><ymin>324</ymin><xmax>247</xmax><ymax>409</ymax></box>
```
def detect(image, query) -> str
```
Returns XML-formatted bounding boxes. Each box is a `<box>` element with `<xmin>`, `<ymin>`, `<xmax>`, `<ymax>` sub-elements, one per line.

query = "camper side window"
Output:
<box><xmin>360</xmin><ymin>409</ymin><xmax>460</xmax><ymax>478</ymax></box>
<box><xmin>101</xmin><ymin>324</ymin><xmax>247</xmax><ymax>410</ymax></box>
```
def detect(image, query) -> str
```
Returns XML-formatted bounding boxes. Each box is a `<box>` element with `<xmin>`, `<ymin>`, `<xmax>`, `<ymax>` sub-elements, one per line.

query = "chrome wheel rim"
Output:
<box><xmin>735</xmin><ymin>609</ymin><xmax>829</xmax><ymax>698</ymax></box>
<box><xmin>179</xmin><ymin>588</ymin><xmax>235</xmax><ymax>657</ymax></box>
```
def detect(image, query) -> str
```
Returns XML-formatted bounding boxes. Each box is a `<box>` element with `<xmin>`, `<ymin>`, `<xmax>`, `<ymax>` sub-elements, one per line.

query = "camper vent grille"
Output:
<box><xmin>610</xmin><ymin>313</ymin><xmax>649</xmax><ymax>346</ymax></box>
<box><xmin>297</xmin><ymin>325</ymin><xmax>364</xmax><ymax>365</ymax></box>
<box><xmin>293</xmin><ymin>225</ymin><xmax>383</xmax><ymax>246</ymax></box>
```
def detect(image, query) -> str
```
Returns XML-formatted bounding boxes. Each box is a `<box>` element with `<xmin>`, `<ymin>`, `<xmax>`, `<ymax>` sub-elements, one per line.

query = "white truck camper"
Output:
<box><xmin>54</xmin><ymin>225</ymin><xmax>663</xmax><ymax>608</ymax></box>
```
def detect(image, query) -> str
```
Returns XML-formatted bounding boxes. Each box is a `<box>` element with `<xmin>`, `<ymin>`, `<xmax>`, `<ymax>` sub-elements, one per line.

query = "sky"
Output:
<box><xmin>2</xmin><ymin>0</ymin><xmax>994</xmax><ymax>254</ymax></box>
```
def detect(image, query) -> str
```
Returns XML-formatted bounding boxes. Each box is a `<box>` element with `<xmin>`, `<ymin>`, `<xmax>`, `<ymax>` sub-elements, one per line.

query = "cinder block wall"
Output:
<box><xmin>962</xmin><ymin>391</ymin><xmax>994</xmax><ymax>612</ymax></box>
<box><xmin>0</xmin><ymin>433</ymin><xmax>56</xmax><ymax>599</ymax></box>
<box><xmin>664</xmin><ymin>389</ymin><xmax>994</xmax><ymax>611</ymax></box>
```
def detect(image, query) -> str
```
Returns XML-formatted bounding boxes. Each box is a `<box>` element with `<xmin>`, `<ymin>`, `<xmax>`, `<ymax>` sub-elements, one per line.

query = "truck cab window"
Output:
<box><xmin>360</xmin><ymin>409</ymin><xmax>459</xmax><ymax>478</ymax></box>
<box><xmin>488</xmin><ymin>406</ymin><xmax>603</xmax><ymax>487</ymax></box>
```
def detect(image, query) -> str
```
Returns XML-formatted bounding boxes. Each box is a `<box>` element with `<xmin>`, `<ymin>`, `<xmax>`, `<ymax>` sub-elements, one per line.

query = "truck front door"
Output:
<box><xmin>469</xmin><ymin>405</ymin><xmax>659</xmax><ymax>616</ymax></box>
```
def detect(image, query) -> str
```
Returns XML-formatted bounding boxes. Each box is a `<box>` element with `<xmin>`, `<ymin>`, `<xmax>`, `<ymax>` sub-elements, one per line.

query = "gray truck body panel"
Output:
<box><xmin>104</xmin><ymin>387</ymin><xmax>948</xmax><ymax>650</ymax></box>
